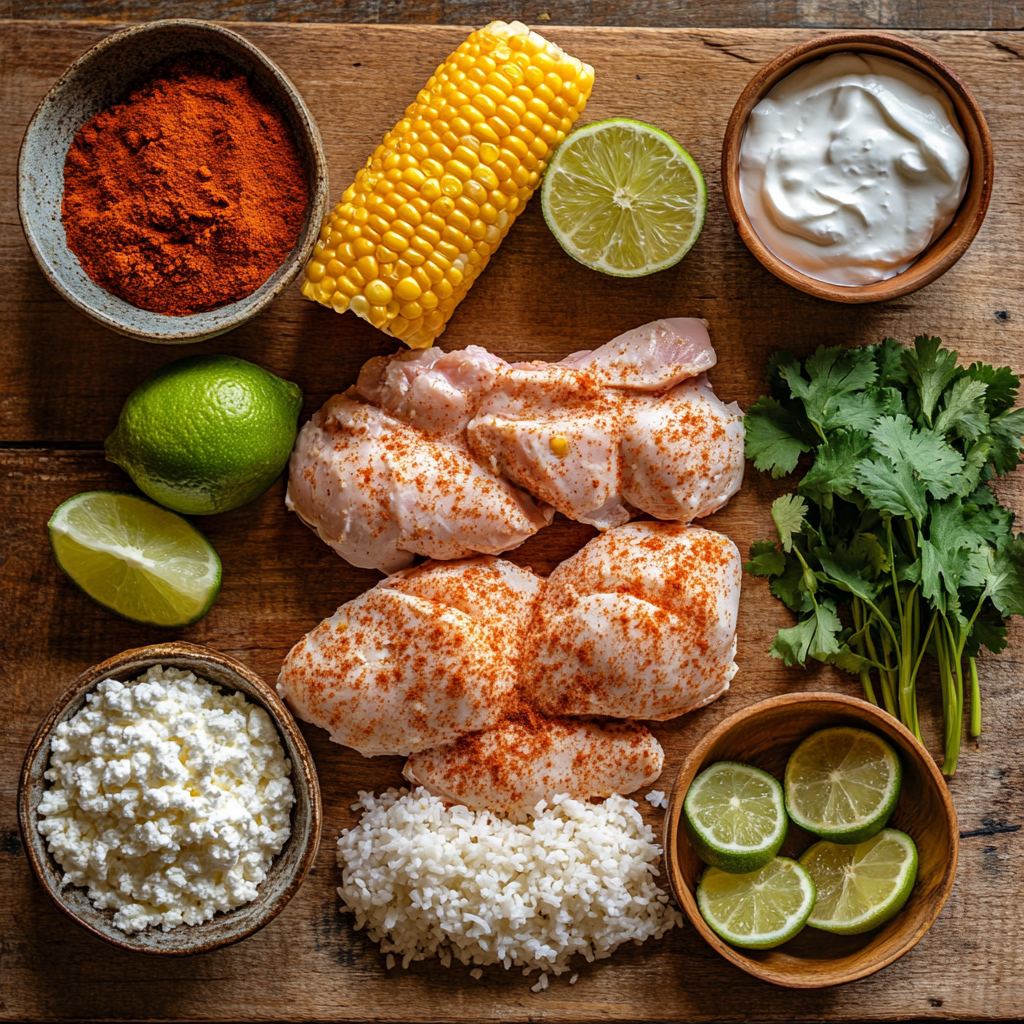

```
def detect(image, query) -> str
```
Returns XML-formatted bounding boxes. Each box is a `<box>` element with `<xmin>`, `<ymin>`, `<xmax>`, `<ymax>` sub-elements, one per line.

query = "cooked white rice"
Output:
<box><xmin>336</xmin><ymin>787</ymin><xmax>682</xmax><ymax>979</ymax></box>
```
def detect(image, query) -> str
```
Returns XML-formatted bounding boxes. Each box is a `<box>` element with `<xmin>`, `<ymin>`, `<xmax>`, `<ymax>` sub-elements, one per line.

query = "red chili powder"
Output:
<box><xmin>62</xmin><ymin>53</ymin><xmax>307</xmax><ymax>316</ymax></box>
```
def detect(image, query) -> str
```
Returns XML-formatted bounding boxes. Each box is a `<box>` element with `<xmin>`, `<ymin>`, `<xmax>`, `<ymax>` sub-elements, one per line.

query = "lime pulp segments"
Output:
<box><xmin>697</xmin><ymin>857</ymin><xmax>817</xmax><ymax>949</ymax></box>
<box><xmin>800</xmin><ymin>829</ymin><xmax>919</xmax><ymax>935</ymax></box>
<box><xmin>785</xmin><ymin>727</ymin><xmax>902</xmax><ymax>844</ymax></box>
<box><xmin>540</xmin><ymin>118</ymin><xmax>707</xmax><ymax>277</ymax></box>
<box><xmin>684</xmin><ymin>761</ymin><xmax>788</xmax><ymax>873</ymax></box>
<box><xmin>49</xmin><ymin>491</ymin><xmax>221</xmax><ymax>628</ymax></box>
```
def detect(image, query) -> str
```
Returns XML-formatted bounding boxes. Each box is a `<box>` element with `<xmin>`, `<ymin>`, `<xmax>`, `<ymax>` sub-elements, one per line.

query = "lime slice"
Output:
<box><xmin>800</xmin><ymin>829</ymin><xmax>918</xmax><ymax>935</ymax></box>
<box><xmin>540</xmin><ymin>118</ymin><xmax>707</xmax><ymax>277</ymax></box>
<box><xmin>697</xmin><ymin>857</ymin><xmax>816</xmax><ymax>949</ymax></box>
<box><xmin>684</xmin><ymin>761</ymin><xmax>788</xmax><ymax>873</ymax></box>
<box><xmin>785</xmin><ymin>727</ymin><xmax>901</xmax><ymax>844</ymax></box>
<box><xmin>49</xmin><ymin>491</ymin><xmax>221</xmax><ymax>627</ymax></box>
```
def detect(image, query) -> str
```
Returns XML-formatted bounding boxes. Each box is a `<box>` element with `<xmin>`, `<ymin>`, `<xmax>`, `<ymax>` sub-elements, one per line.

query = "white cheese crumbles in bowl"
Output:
<box><xmin>336</xmin><ymin>787</ymin><xmax>683</xmax><ymax>987</ymax></box>
<box><xmin>35</xmin><ymin>663</ymin><xmax>296</xmax><ymax>936</ymax></box>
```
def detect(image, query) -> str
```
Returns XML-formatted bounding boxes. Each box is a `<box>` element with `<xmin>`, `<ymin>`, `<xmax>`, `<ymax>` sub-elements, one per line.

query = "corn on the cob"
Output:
<box><xmin>301</xmin><ymin>21</ymin><xmax>595</xmax><ymax>349</ymax></box>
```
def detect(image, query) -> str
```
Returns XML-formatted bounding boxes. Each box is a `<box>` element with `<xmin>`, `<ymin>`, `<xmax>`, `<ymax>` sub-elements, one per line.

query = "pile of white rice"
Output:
<box><xmin>336</xmin><ymin>787</ymin><xmax>682</xmax><ymax>984</ymax></box>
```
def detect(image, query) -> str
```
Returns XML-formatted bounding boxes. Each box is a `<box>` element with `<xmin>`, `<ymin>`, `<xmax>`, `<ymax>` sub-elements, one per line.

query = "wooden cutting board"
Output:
<box><xmin>2</xmin><ymin>21</ymin><xmax>1023</xmax><ymax>1022</ymax></box>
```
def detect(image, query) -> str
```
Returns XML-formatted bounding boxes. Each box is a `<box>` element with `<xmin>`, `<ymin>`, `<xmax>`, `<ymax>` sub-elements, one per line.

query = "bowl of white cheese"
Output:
<box><xmin>721</xmin><ymin>32</ymin><xmax>993</xmax><ymax>303</ymax></box>
<box><xmin>18</xmin><ymin>642</ymin><xmax>321</xmax><ymax>954</ymax></box>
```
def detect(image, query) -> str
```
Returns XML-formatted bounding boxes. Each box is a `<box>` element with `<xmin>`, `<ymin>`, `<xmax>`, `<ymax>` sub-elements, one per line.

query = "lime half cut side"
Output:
<box><xmin>541</xmin><ymin>118</ymin><xmax>707</xmax><ymax>277</ymax></box>
<box><xmin>800</xmin><ymin>829</ymin><xmax>919</xmax><ymax>935</ymax></box>
<box><xmin>684</xmin><ymin>761</ymin><xmax>788</xmax><ymax>873</ymax></box>
<box><xmin>697</xmin><ymin>857</ymin><xmax>817</xmax><ymax>949</ymax></box>
<box><xmin>49</xmin><ymin>491</ymin><xmax>221</xmax><ymax>628</ymax></box>
<box><xmin>785</xmin><ymin>727</ymin><xmax>902</xmax><ymax>844</ymax></box>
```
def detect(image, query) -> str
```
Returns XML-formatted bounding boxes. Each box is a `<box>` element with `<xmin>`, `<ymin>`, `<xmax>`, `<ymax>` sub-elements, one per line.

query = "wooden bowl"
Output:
<box><xmin>663</xmin><ymin>692</ymin><xmax>958</xmax><ymax>988</ymax></box>
<box><xmin>18</xmin><ymin>642</ymin><xmax>322</xmax><ymax>955</ymax></box>
<box><xmin>17</xmin><ymin>20</ymin><xmax>329</xmax><ymax>343</ymax></box>
<box><xmin>720</xmin><ymin>32</ymin><xmax>993</xmax><ymax>303</ymax></box>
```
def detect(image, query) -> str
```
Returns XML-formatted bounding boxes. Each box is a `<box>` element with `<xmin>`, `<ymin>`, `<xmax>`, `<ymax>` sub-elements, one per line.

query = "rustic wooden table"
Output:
<box><xmin>2</xmin><ymin>4</ymin><xmax>1023</xmax><ymax>1022</ymax></box>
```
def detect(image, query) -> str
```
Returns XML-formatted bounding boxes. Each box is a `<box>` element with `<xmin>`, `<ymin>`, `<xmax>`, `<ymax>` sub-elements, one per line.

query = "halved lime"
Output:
<box><xmin>540</xmin><ymin>118</ymin><xmax>707</xmax><ymax>277</ymax></box>
<box><xmin>49</xmin><ymin>491</ymin><xmax>221</xmax><ymax>627</ymax></box>
<box><xmin>684</xmin><ymin>761</ymin><xmax>788</xmax><ymax>873</ymax></box>
<box><xmin>800</xmin><ymin>829</ymin><xmax>918</xmax><ymax>935</ymax></box>
<box><xmin>785</xmin><ymin>727</ymin><xmax>901</xmax><ymax>844</ymax></box>
<box><xmin>697</xmin><ymin>857</ymin><xmax>816</xmax><ymax>949</ymax></box>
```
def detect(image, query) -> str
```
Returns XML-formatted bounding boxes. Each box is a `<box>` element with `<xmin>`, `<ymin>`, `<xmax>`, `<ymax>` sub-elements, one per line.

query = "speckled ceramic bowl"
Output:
<box><xmin>18</xmin><ymin>642</ymin><xmax>322</xmax><ymax>955</ymax></box>
<box><xmin>18</xmin><ymin>20</ymin><xmax>329</xmax><ymax>343</ymax></box>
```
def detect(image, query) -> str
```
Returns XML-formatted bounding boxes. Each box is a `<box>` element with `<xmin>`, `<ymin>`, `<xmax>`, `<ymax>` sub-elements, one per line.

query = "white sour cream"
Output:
<box><xmin>738</xmin><ymin>52</ymin><xmax>970</xmax><ymax>286</ymax></box>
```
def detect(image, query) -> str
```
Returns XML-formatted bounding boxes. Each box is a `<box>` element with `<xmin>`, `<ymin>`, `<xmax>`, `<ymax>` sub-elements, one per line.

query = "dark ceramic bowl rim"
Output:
<box><xmin>17</xmin><ymin>19</ymin><xmax>329</xmax><ymax>343</ymax></box>
<box><xmin>18</xmin><ymin>642</ymin><xmax>322</xmax><ymax>955</ymax></box>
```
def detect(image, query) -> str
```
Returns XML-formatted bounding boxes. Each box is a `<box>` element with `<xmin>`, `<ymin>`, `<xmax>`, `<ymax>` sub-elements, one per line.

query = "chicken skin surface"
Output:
<box><xmin>286</xmin><ymin>319</ymin><xmax>743</xmax><ymax>570</ymax></box>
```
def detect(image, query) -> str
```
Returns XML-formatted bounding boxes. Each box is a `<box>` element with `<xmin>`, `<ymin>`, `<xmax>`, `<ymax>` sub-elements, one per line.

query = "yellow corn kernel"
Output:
<box><xmin>300</xmin><ymin>21</ymin><xmax>594</xmax><ymax>348</ymax></box>
<box><xmin>549</xmin><ymin>435</ymin><xmax>570</xmax><ymax>458</ymax></box>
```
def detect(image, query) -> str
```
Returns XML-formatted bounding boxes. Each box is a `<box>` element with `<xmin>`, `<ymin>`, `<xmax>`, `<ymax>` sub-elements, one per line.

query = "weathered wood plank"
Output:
<box><xmin>8</xmin><ymin>0</ymin><xmax>1024</xmax><ymax>30</ymax></box>
<box><xmin>2</xmin><ymin>21</ymin><xmax>1024</xmax><ymax>1024</ymax></box>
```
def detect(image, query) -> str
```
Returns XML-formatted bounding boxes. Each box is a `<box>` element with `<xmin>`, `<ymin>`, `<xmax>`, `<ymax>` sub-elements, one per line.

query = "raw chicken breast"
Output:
<box><xmin>555</xmin><ymin>317</ymin><xmax>716</xmax><ymax>389</ymax></box>
<box><xmin>621</xmin><ymin>375</ymin><xmax>746</xmax><ymax>521</ymax></box>
<box><xmin>285</xmin><ymin>392</ymin><xmax>552</xmax><ymax>573</ymax></box>
<box><xmin>523</xmin><ymin>522</ymin><xmax>742</xmax><ymax>720</ymax></box>
<box><xmin>466</xmin><ymin>322</ymin><xmax>744</xmax><ymax>528</ymax></box>
<box><xmin>403</xmin><ymin>706</ymin><xmax>664</xmax><ymax>814</ymax></box>
<box><xmin>277</xmin><ymin>558</ymin><xmax>543</xmax><ymax>756</ymax></box>
<box><xmin>355</xmin><ymin>344</ymin><xmax>506</xmax><ymax>433</ymax></box>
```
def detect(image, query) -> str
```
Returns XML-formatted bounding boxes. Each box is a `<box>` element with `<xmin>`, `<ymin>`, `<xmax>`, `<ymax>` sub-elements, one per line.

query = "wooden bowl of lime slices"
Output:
<box><xmin>663</xmin><ymin>693</ymin><xmax>958</xmax><ymax>988</ymax></box>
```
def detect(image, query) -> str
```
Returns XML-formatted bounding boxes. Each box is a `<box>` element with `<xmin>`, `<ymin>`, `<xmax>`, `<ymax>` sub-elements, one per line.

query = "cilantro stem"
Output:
<box><xmin>970</xmin><ymin>657</ymin><xmax>981</xmax><ymax>737</ymax></box>
<box><xmin>851</xmin><ymin>598</ymin><xmax>877</xmax><ymax>705</ymax></box>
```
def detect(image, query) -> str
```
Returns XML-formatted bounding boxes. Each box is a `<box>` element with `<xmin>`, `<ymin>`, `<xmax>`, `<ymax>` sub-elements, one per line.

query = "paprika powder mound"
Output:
<box><xmin>62</xmin><ymin>52</ymin><xmax>307</xmax><ymax>317</ymax></box>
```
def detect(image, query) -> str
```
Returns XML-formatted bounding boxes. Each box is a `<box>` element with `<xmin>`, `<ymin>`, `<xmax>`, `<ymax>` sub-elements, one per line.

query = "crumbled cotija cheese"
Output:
<box><xmin>37</xmin><ymin>665</ymin><xmax>295</xmax><ymax>933</ymax></box>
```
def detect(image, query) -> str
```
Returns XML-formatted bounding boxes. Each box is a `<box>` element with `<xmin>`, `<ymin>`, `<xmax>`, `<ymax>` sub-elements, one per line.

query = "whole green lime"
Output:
<box><xmin>105</xmin><ymin>354</ymin><xmax>302</xmax><ymax>516</ymax></box>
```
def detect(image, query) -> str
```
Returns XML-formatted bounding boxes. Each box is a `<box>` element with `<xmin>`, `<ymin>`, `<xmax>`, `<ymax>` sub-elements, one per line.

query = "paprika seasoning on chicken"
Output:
<box><xmin>62</xmin><ymin>53</ymin><xmax>307</xmax><ymax>316</ymax></box>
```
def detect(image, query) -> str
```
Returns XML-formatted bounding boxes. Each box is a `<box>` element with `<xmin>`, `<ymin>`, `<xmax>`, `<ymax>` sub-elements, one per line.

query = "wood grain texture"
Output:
<box><xmin>2</xmin><ymin>21</ymin><xmax>1024</xmax><ymax>1023</ymax></box>
<box><xmin>8</xmin><ymin>0</ymin><xmax>1024</xmax><ymax>30</ymax></box>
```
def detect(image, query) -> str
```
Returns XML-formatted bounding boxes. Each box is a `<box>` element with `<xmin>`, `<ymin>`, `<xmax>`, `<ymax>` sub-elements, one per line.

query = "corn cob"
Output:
<box><xmin>301</xmin><ymin>21</ymin><xmax>595</xmax><ymax>349</ymax></box>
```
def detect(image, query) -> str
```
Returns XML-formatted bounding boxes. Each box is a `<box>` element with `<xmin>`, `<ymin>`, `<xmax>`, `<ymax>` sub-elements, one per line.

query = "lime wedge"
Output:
<box><xmin>540</xmin><ymin>118</ymin><xmax>707</xmax><ymax>277</ymax></box>
<box><xmin>48</xmin><ymin>491</ymin><xmax>221</xmax><ymax>628</ymax></box>
<box><xmin>800</xmin><ymin>829</ymin><xmax>918</xmax><ymax>935</ymax></box>
<box><xmin>684</xmin><ymin>761</ymin><xmax>788</xmax><ymax>873</ymax></box>
<box><xmin>785</xmin><ymin>727</ymin><xmax>901</xmax><ymax>844</ymax></box>
<box><xmin>697</xmin><ymin>857</ymin><xmax>817</xmax><ymax>949</ymax></box>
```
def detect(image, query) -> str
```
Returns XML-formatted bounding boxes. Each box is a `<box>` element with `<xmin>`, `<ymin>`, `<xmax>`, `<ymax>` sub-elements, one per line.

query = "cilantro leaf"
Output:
<box><xmin>780</xmin><ymin>345</ymin><xmax>881</xmax><ymax>438</ymax></box>
<box><xmin>933</xmin><ymin>376</ymin><xmax>990</xmax><ymax>441</ymax></box>
<box><xmin>770</xmin><ymin>600</ymin><xmax>842</xmax><ymax>665</ymax></box>
<box><xmin>872</xmin><ymin>338</ymin><xmax>911</xmax><ymax>388</ymax></box>
<box><xmin>920</xmin><ymin>497</ymin><xmax>977</xmax><ymax>606</ymax></box>
<box><xmin>770</xmin><ymin>559</ymin><xmax>815</xmax><ymax>613</ymax></box>
<box><xmin>985</xmin><ymin>534</ymin><xmax>1024</xmax><ymax>617</ymax></box>
<box><xmin>966</xmin><ymin>362</ymin><xmax>1019</xmax><ymax>416</ymax></box>
<box><xmin>816</xmin><ymin>553</ymin><xmax>879</xmax><ymax>602</ymax></box>
<box><xmin>771</xmin><ymin>494</ymin><xmax>808</xmax><ymax>552</ymax></box>
<box><xmin>744</xmin><ymin>396</ymin><xmax>813</xmax><ymax>478</ymax></box>
<box><xmin>799</xmin><ymin>430</ymin><xmax>871</xmax><ymax>508</ymax></box>
<box><xmin>987</xmin><ymin>406</ymin><xmax>1024</xmax><ymax>475</ymax></box>
<box><xmin>902</xmin><ymin>335</ymin><xmax>959</xmax><ymax>427</ymax></box>
<box><xmin>855</xmin><ymin>456</ymin><xmax>928</xmax><ymax>524</ymax></box>
<box><xmin>848</xmin><ymin>532</ymin><xmax>889</xmax><ymax>575</ymax></box>
<box><xmin>965</xmin><ymin>611</ymin><xmax>1008</xmax><ymax>657</ymax></box>
<box><xmin>745</xmin><ymin>541</ymin><xmax>786</xmax><ymax>577</ymax></box>
<box><xmin>870</xmin><ymin>415</ymin><xmax>965</xmax><ymax>499</ymax></box>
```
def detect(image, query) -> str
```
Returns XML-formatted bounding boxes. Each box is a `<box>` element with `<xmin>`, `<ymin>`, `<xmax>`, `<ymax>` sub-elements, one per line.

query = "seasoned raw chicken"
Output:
<box><xmin>522</xmin><ymin>522</ymin><xmax>742</xmax><ymax>720</ymax></box>
<box><xmin>466</xmin><ymin>320</ymin><xmax>744</xmax><ymax>528</ymax></box>
<box><xmin>287</xmin><ymin>318</ymin><xmax>743</xmax><ymax>569</ymax></box>
<box><xmin>276</xmin><ymin>558</ymin><xmax>543</xmax><ymax>756</ymax></box>
<box><xmin>403</xmin><ymin>707</ymin><xmax>664</xmax><ymax>815</ymax></box>
<box><xmin>285</xmin><ymin>392</ymin><xmax>552</xmax><ymax>573</ymax></box>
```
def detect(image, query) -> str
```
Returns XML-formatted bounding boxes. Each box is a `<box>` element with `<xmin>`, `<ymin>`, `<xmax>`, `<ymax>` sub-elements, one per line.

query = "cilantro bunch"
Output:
<box><xmin>745</xmin><ymin>336</ymin><xmax>1024</xmax><ymax>774</ymax></box>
